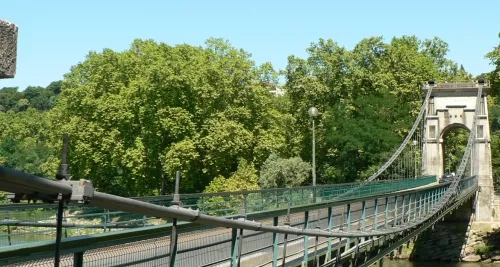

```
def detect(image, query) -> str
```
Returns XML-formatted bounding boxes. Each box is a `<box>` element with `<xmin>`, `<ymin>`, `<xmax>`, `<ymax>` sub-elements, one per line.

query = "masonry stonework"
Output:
<box><xmin>0</xmin><ymin>19</ymin><xmax>18</xmax><ymax>79</ymax></box>
<box><xmin>422</xmin><ymin>82</ymin><xmax>494</xmax><ymax>221</ymax></box>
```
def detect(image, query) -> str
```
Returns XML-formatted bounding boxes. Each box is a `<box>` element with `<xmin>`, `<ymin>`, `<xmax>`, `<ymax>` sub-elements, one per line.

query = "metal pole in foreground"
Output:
<box><xmin>55</xmin><ymin>199</ymin><xmax>64</xmax><ymax>267</ymax></box>
<box><xmin>55</xmin><ymin>133</ymin><xmax>70</xmax><ymax>267</ymax></box>
<box><xmin>281</xmin><ymin>203</ymin><xmax>291</xmax><ymax>267</ymax></box>
<box><xmin>168</xmin><ymin>171</ymin><xmax>181</xmax><ymax>267</ymax></box>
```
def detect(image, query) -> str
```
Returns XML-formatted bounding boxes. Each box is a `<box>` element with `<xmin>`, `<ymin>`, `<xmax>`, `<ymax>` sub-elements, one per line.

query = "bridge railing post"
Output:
<box><xmin>232</xmin><ymin>196</ymin><xmax>247</xmax><ymax>267</ymax></box>
<box><xmin>272</xmin><ymin>216</ymin><xmax>279</xmax><ymax>267</ymax></box>
<box><xmin>400</xmin><ymin>195</ymin><xmax>406</xmax><ymax>224</ymax></box>
<box><xmin>325</xmin><ymin>206</ymin><xmax>333</xmax><ymax>264</ymax></box>
<box><xmin>4</xmin><ymin>211</ymin><xmax>12</xmax><ymax>246</ymax></box>
<box><xmin>423</xmin><ymin>191</ymin><xmax>427</xmax><ymax>215</ymax></box>
<box><xmin>231</xmin><ymin>228</ymin><xmax>238</xmax><ymax>267</ymax></box>
<box><xmin>408</xmin><ymin>194</ymin><xmax>414</xmax><ymax>221</ymax></box>
<box><xmin>373</xmin><ymin>198</ymin><xmax>379</xmax><ymax>230</ymax></box>
<box><xmin>73</xmin><ymin>251</ymin><xmax>83</xmax><ymax>267</ymax></box>
<box><xmin>313</xmin><ymin>211</ymin><xmax>321</xmax><ymax>266</ymax></box>
<box><xmin>168</xmin><ymin>170</ymin><xmax>181</xmax><ymax>267</ymax></box>
<box><xmin>302</xmin><ymin>210</ymin><xmax>310</xmax><ymax>266</ymax></box>
<box><xmin>393</xmin><ymin>196</ymin><xmax>398</xmax><ymax>227</ymax></box>
<box><xmin>384</xmin><ymin>197</ymin><xmax>389</xmax><ymax>228</ymax></box>
<box><xmin>433</xmin><ymin>189</ymin><xmax>437</xmax><ymax>209</ymax></box>
<box><xmin>102</xmin><ymin>215</ymin><xmax>107</xmax><ymax>232</ymax></box>
<box><xmin>345</xmin><ymin>204</ymin><xmax>351</xmax><ymax>251</ymax></box>
<box><xmin>361</xmin><ymin>201</ymin><xmax>366</xmax><ymax>242</ymax></box>
<box><xmin>281</xmin><ymin>203</ymin><xmax>291</xmax><ymax>267</ymax></box>
<box><xmin>417</xmin><ymin>193</ymin><xmax>422</xmax><ymax>218</ymax></box>
<box><xmin>426</xmin><ymin>190</ymin><xmax>431</xmax><ymax>213</ymax></box>
<box><xmin>429</xmin><ymin>189</ymin><xmax>433</xmax><ymax>210</ymax></box>
<box><xmin>275</xmin><ymin>190</ymin><xmax>279</xmax><ymax>208</ymax></box>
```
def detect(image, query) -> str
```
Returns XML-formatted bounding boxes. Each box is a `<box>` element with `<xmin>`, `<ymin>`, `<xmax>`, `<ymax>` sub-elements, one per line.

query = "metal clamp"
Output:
<box><xmin>67</xmin><ymin>179</ymin><xmax>94</xmax><ymax>203</ymax></box>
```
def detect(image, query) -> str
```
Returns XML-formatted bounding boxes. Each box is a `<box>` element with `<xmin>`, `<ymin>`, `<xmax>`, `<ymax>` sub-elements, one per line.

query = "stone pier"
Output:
<box><xmin>410</xmin><ymin>197</ymin><xmax>474</xmax><ymax>261</ymax></box>
<box><xmin>422</xmin><ymin>82</ymin><xmax>494</xmax><ymax>221</ymax></box>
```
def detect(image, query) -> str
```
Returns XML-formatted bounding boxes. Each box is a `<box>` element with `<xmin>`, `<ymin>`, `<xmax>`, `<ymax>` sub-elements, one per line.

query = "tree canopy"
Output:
<box><xmin>1</xmin><ymin>33</ymin><xmax>499</xmax><ymax>197</ymax></box>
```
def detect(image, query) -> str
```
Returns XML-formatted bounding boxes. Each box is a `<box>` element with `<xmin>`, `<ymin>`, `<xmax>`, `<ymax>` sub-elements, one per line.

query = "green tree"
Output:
<box><xmin>46</xmin><ymin>80</ymin><xmax>62</xmax><ymax>95</ymax></box>
<box><xmin>443</xmin><ymin>128</ymin><xmax>469</xmax><ymax>174</ymax></box>
<box><xmin>0</xmin><ymin>87</ymin><xmax>22</xmax><ymax>111</ymax></box>
<box><xmin>259</xmin><ymin>154</ymin><xmax>311</xmax><ymax>188</ymax></box>
<box><xmin>23</xmin><ymin>86</ymin><xmax>55</xmax><ymax>110</ymax></box>
<box><xmin>49</xmin><ymin>38</ymin><xmax>287</xmax><ymax>196</ymax></box>
<box><xmin>284</xmin><ymin>35</ymin><xmax>472</xmax><ymax>183</ymax></box>
<box><xmin>204</xmin><ymin>159</ymin><xmax>260</xmax><ymax>193</ymax></box>
<box><xmin>0</xmin><ymin>108</ymin><xmax>56</xmax><ymax>177</ymax></box>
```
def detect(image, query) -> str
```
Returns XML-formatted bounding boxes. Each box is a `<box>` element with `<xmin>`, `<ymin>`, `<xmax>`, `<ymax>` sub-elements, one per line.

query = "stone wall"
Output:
<box><xmin>410</xmin><ymin>222</ymin><xmax>468</xmax><ymax>261</ymax></box>
<box><xmin>460</xmin><ymin>223</ymin><xmax>500</xmax><ymax>263</ymax></box>
<box><xmin>408</xmin><ymin>197</ymin><xmax>474</xmax><ymax>261</ymax></box>
<box><xmin>0</xmin><ymin>19</ymin><xmax>18</xmax><ymax>78</ymax></box>
<box><xmin>395</xmin><ymin>197</ymin><xmax>500</xmax><ymax>263</ymax></box>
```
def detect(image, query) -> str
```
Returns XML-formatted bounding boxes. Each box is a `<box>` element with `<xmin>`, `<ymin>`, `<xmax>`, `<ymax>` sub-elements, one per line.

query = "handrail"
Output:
<box><xmin>0</xmin><ymin>179</ymin><xmax>463</xmax><ymax>263</ymax></box>
<box><xmin>0</xmin><ymin>165</ymin><xmax>472</xmax><ymax>240</ymax></box>
<box><xmin>0</xmin><ymin>176</ymin><xmax>435</xmax><ymax>209</ymax></box>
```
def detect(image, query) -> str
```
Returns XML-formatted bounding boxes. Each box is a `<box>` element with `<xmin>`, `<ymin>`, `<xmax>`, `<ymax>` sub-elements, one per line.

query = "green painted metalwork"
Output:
<box><xmin>361</xmin><ymin>201</ymin><xmax>366</xmax><ymax>231</ymax></box>
<box><xmin>384</xmin><ymin>197</ymin><xmax>389</xmax><ymax>228</ymax></box>
<box><xmin>231</xmin><ymin>228</ymin><xmax>238</xmax><ymax>267</ymax></box>
<box><xmin>400</xmin><ymin>195</ymin><xmax>406</xmax><ymax>225</ymax></box>
<box><xmin>429</xmin><ymin>190</ymin><xmax>432</xmax><ymax>211</ymax></box>
<box><xmin>393</xmin><ymin>196</ymin><xmax>398</xmax><ymax>227</ymax></box>
<box><xmin>0</xmin><ymin>176</ymin><xmax>436</xmax><ymax>247</ymax></box>
<box><xmin>345</xmin><ymin>203</ymin><xmax>351</xmax><ymax>251</ymax></box>
<box><xmin>302</xmin><ymin>211</ymin><xmax>310</xmax><ymax>266</ymax></box>
<box><xmin>423</xmin><ymin>192</ymin><xmax>427</xmax><ymax>214</ymax></box>
<box><xmin>373</xmin><ymin>199</ymin><xmax>379</xmax><ymax>230</ymax></box>
<box><xmin>433</xmin><ymin>189</ymin><xmax>437</xmax><ymax>209</ymax></box>
<box><xmin>168</xmin><ymin>219</ymin><xmax>178</xmax><ymax>267</ymax></box>
<box><xmin>73</xmin><ymin>252</ymin><xmax>83</xmax><ymax>267</ymax></box>
<box><xmin>417</xmin><ymin>193</ymin><xmax>422</xmax><ymax>218</ymax></box>
<box><xmin>408</xmin><ymin>194</ymin><xmax>413</xmax><ymax>222</ymax></box>
<box><xmin>0</xmin><ymin>177</ymin><xmax>477</xmax><ymax>267</ymax></box>
<box><xmin>325</xmin><ymin>206</ymin><xmax>333</xmax><ymax>263</ymax></box>
<box><xmin>361</xmin><ymin>201</ymin><xmax>366</xmax><ymax>242</ymax></box>
<box><xmin>272</xmin><ymin>216</ymin><xmax>279</xmax><ymax>267</ymax></box>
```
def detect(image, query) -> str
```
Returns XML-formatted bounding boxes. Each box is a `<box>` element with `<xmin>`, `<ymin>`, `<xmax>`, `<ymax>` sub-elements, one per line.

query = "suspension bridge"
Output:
<box><xmin>0</xmin><ymin>20</ymin><xmax>496</xmax><ymax>267</ymax></box>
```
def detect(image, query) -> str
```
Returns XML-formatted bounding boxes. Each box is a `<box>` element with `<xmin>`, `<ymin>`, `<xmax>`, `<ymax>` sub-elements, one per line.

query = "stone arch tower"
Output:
<box><xmin>422</xmin><ymin>82</ymin><xmax>494</xmax><ymax>221</ymax></box>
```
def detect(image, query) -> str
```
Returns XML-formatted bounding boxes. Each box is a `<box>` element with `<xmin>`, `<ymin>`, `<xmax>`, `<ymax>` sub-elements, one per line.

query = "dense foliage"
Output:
<box><xmin>259</xmin><ymin>154</ymin><xmax>311</xmax><ymax>188</ymax></box>
<box><xmin>1</xmin><ymin>33</ymin><xmax>499</xmax><ymax>197</ymax></box>
<box><xmin>0</xmin><ymin>80</ymin><xmax>62</xmax><ymax>179</ymax></box>
<box><xmin>284</xmin><ymin>36</ymin><xmax>472</xmax><ymax>183</ymax></box>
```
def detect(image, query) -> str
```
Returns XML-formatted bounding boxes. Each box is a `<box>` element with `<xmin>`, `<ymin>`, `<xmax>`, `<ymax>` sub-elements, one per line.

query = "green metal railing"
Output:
<box><xmin>192</xmin><ymin>176</ymin><xmax>436</xmax><ymax>215</ymax></box>
<box><xmin>0</xmin><ymin>176</ymin><xmax>476</xmax><ymax>267</ymax></box>
<box><xmin>0</xmin><ymin>176</ymin><xmax>435</xmax><ymax>247</ymax></box>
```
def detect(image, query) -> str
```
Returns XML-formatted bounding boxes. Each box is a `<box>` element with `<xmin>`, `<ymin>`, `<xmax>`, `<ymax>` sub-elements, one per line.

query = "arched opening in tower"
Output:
<box><xmin>441</xmin><ymin>125</ymin><xmax>470</xmax><ymax>177</ymax></box>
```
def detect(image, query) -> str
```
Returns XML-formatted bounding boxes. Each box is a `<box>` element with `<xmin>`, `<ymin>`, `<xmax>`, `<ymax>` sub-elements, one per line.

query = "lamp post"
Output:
<box><xmin>308</xmin><ymin>107</ymin><xmax>319</xmax><ymax>186</ymax></box>
<box><xmin>412</xmin><ymin>140</ymin><xmax>417</xmax><ymax>178</ymax></box>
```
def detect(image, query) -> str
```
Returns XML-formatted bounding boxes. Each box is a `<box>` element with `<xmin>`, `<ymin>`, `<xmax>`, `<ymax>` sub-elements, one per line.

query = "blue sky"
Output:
<box><xmin>1</xmin><ymin>0</ymin><xmax>499</xmax><ymax>90</ymax></box>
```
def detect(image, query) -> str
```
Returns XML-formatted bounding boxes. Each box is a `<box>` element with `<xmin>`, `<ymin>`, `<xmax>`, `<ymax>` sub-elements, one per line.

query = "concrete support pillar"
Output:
<box><xmin>0</xmin><ymin>20</ymin><xmax>18</xmax><ymax>79</ymax></box>
<box><xmin>474</xmin><ymin>141</ymin><xmax>494</xmax><ymax>221</ymax></box>
<box><xmin>423</xmin><ymin>141</ymin><xmax>443</xmax><ymax>180</ymax></box>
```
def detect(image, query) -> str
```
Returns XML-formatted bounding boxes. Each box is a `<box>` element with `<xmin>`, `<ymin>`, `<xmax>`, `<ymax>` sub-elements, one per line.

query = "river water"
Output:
<box><xmin>379</xmin><ymin>261</ymin><xmax>490</xmax><ymax>266</ymax></box>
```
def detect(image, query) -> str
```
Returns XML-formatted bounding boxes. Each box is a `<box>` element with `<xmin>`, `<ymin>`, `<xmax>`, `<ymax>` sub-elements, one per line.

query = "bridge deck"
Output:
<box><xmin>0</xmin><ymin>176</ymin><xmax>478</xmax><ymax>267</ymax></box>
